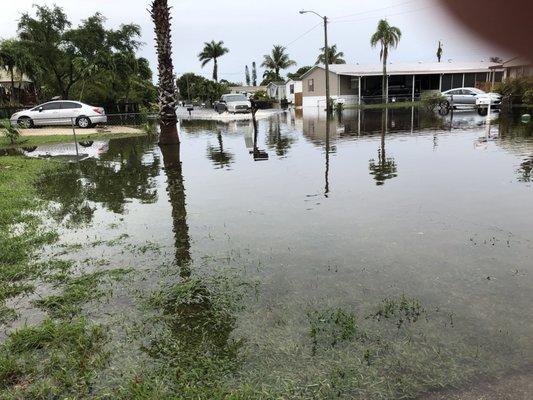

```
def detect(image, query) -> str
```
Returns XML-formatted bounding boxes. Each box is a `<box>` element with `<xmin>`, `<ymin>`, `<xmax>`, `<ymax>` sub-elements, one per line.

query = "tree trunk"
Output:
<box><xmin>150</xmin><ymin>0</ymin><xmax>180</xmax><ymax>145</ymax></box>
<box><xmin>382</xmin><ymin>47</ymin><xmax>388</xmax><ymax>104</ymax></box>
<box><xmin>9</xmin><ymin>68</ymin><xmax>15</xmax><ymax>103</ymax></box>
<box><xmin>213</xmin><ymin>58</ymin><xmax>218</xmax><ymax>82</ymax></box>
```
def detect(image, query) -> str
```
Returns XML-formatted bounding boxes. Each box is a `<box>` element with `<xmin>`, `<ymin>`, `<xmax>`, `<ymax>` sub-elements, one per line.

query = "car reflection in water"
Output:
<box><xmin>22</xmin><ymin>140</ymin><xmax>109</xmax><ymax>161</ymax></box>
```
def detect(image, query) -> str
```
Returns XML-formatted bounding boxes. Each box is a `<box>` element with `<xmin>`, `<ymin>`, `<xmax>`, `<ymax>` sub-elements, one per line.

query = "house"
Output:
<box><xmin>300</xmin><ymin>61</ymin><xmax>504</xmax><ymax>107</ymax></box>
<box><xmin>228</xmin><ymin>85</ymin><xmax>267</xmax><ymax>96</ymax></box>
<box><xmin>266</xmin><ymin>82</ymin><xmax>286</xmax><ymax>101</ymax></box>
<box><xmin>0</xmin><ymin>69</ymin><xmax>36</xmax><ymax>105</ymax></box>
<box><xmin>285</xmin><ymin>79</ymin><xmax>303</xmax><ymax>106</ymax></box>
<box><xmin>493</xmin><ymin>57</ymin><xmax>533</xmax><ymax>80</ymax></box>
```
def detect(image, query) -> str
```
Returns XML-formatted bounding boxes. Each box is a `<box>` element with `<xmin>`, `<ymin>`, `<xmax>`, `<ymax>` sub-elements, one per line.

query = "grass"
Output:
<box><xmin>0</xmin><ymin>156</ymin><xmax>60</xmax><ymax>323</ymax></box>
<box><xmin>0</xmin><ymin>131</ymin><xmax>146</xmax><ymax>149</ymax></box>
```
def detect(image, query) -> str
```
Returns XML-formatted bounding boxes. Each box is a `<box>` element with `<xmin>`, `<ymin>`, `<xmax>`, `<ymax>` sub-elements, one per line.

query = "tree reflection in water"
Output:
<box><xmin>369</xmin><ymin>109</ymin><xmax>398</xmax><ymax>186</ymax></box>
<box><xmin>37</xmin><ymin>137</ymin><xmax>160</xmax><ymax>227</ymax></box>
<box><xmin>147</xmin><ymin>144</ymin><xmax>242</xmax><ymax>386</ymax></box>
<box><xmin>266</xmin><ymin>113</ymin><xmax>296</xmax><ymax>157</ymax></box>
<box><xmin>206</xmin><ymin>131</ymin><xmax>234</xmax><ymax>169</ymax></box>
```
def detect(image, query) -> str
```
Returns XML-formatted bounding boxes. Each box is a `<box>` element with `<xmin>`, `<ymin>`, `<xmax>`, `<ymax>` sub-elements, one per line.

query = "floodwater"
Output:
<box><xmin>18</xmin><ymin>107</ymin><xmax>533</xmax><ymax>396</ymax></box>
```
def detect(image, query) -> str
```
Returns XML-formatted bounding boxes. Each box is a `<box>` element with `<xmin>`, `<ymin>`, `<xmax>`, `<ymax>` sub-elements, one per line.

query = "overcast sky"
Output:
<box><xmin>0</xmin><ymin>0</ymin><xmax>511</xmax><ymax>83</ymax></box>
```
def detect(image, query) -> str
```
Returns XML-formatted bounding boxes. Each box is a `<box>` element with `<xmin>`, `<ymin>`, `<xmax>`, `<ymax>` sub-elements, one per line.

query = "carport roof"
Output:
<box><xmin>301</xmin><ymin>61</ymin><xmax>503</xmax><ymax>78</ymax></box>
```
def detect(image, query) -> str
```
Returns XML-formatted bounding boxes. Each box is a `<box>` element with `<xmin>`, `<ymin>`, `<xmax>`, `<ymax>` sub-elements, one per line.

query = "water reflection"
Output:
<box><xmin>368</xmin><ymin>110</ymin><xmax>398</xmax><ymax>186</ymax></box>
<box><xmin>37</xmin><ymin>137</ymin><xmax>160</xmax><ymax>225</ymax></box>
<box><xmin>266</xmin><ymin>114</ymin><xmax>297</xmax><ymax>157</ymax></box>
<box><xmin>160</xmin><ymin>145</ymin><xmax>191</xmax><ymax>276</ymax></box>
<box><xmin>206</xmin><ymin>132</ymin><xmax>234</xmax><ymax>170</ymax></box>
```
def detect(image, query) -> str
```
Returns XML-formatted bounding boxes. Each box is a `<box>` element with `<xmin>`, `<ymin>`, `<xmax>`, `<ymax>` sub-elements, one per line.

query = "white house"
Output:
<box><xmin>285</xmin><ymin>79</ymin><xmax>303</xmax><ymax>106</ymax></box>
<box><xmin>266</xmin><ymin>82</ymin><xmax>286</xmax><ymax>101</ymax></box>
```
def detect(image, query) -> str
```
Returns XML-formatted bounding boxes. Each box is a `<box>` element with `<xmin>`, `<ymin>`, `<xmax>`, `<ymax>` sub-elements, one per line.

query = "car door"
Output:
<box><xmin>35</xmin><ymin>102</ymin><xmax>62</xmax><ymax>125</ymax></box>
<box><xmin>59</xmin><ymin>101</ymin><xmax>82</xmax><ymax>125</ymax></box>
<box><xmin>461</xmin><ymin>89</ymin><xmax>477</xmax><ymax>105</ymax></box>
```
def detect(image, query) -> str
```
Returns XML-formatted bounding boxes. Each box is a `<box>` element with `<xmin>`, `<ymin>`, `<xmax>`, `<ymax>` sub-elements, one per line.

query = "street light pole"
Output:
<box><xmin>300</xmin><ymin>10</ymin><xmax>331</xmax><ymax>114</ymax></box>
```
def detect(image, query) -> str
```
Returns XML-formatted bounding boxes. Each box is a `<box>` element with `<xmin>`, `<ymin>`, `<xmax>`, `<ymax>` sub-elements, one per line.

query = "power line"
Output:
<box><xmin>285</xmin><ymin>22</ymin><xmax>322</xmax><ymax>48</ymax></box>
<box><xmin>330</xmin><ymin>0</ymin><xmax>419</xmax><ymax>21</ymax></box>
<box><xmin>330</xmin><ymin>5</ymin><xmax>434</xmax><ymax>24</ymax></box>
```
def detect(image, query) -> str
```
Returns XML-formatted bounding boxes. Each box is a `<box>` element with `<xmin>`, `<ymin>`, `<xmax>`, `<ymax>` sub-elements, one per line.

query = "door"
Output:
<box><xmin>59</xmin><ymin>101</ymin><xmax>83</xmax><ymax>124</ymax></box>
<box><xmin>35</xmin><ymin>102</ymin><xmax>62</xmax><ymax>125</ymax></box>
<box><xmin>294</xmin><ymin>92</ymin><xmax>303</xmax><ymax>107</ymax></box>
<box><xmin>461</xmin><ymin>89</ymin><xmax>477</xmax><ymax>105</ymax></box>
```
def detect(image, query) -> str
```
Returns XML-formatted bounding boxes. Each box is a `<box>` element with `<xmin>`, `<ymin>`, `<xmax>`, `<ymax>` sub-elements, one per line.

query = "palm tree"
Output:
<box><xmin>261</xmin><ymin>45</ymin><xmax>296</xmax><ymax>77</ymax></box>
<box><xmin>316</xmin><ymin>44</ymin><xmax>346</xmax><ymax>65</ymax></box>
<box><xmin>150</xmin><ymin>0</ymin><xmax>179</xmax><ymax>145</ymax></box>
<box><xmin>370</xmin><ymin>19</ymin><xmax>402</xmax><ymax>103</ymax></box>
<box><xmin>198</xmin><ymin>40</ymin><xmax>229</xmax><ymax>82</ymax></box>
<box><xmin>0</xmin><ymin>40</ymin><xmax>18</xmax><ymax>103</ymax></box>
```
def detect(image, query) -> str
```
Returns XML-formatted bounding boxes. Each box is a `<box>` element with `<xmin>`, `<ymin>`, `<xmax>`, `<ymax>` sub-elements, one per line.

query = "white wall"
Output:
<box><xmin>302</xmin><ymin>94</ymin><xmax>359</xmax><ymax>108</ymax></box>
<box><xmin>286</xmin><ymin>81</ymin><xmax>303</xmax><ymax>103</ymax></box>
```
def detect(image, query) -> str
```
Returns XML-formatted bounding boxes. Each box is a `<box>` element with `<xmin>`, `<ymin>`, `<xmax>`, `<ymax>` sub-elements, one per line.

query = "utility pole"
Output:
<box><xmin>300</xmin><ymin>10</ymin><xmax>331</xmax><ymax>114</ymax></box>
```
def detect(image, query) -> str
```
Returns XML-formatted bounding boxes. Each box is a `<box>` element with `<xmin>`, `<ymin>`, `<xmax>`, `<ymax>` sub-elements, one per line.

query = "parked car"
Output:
<box><xmin>441</xmin><ymin>87</ymin><xmax>501</xmax><ymax>110</ymax></box>
<box><xmin>10</xmin><ymin>100</ymin><xmax>107</xmax><ymax>128</ymax></box>
<box><xmin>215</xmin><ymin>94</ymin><xmax>251</xmax><ymax>114</ymax></box>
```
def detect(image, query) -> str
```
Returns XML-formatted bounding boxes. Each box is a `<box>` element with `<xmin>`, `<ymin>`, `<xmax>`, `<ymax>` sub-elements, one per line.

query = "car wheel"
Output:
<box><xmin>477</xmin><ymin>107</ymin><xmax>488</xmax><ymax>116</ymax></box>
<box><xmin>17</xmin><ymin>117</ymin><xmax>33</xmax><ymax>128</ymax></box>
<box><xmin>439</xmin><ymin>100</ymin><xmax>450</xmax><ymax>109</ymax></box>
<box><xmin>76</xmin><ymin>116</ymin><xmax>92</xmax><ymax>129</ymax></box>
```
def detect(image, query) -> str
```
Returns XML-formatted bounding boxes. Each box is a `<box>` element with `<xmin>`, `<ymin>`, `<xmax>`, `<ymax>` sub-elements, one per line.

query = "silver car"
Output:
<box><xmin>10</xmin><ymin>100</ymin><xmax>107</xmax><ymax>129</ymax></box>
<box><xmin>441</xmin><ymin>87</ymin><xmax>502</xmax><ymax>109</ymax></box>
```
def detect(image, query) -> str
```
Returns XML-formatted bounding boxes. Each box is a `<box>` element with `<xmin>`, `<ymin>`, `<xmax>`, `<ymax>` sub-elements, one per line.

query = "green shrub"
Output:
<box><xmin>420</xmin><ymin>91</ymin><xmax>446</xmax><ymax>112</ymax></box>
<box><xmin>1</xmin><ymin>120</ymin><xmax>20</xmax><ymax>145</ymax></box>
<box><xmin>252</xmin><ymin>90</ymin><xmax>269</xmax><ymax>101</ymax></box>
<box><xmin>494</xmin><ymin>77</ymin><xmax>533</xmax><ymax>103</ymax></box>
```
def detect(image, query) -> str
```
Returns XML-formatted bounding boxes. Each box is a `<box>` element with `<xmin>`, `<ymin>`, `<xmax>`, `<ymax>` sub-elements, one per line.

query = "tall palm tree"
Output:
<box><xmin>0</xmin><ymin>40</ymin><xmax>18</xmax><ymax>103</ymax></box>
<box><xmin>316</xmin><ymin>44</ymin><xmax>346</xmax><ymax>65</ymax></box>
<box><xmin>150</xmin><ymin>0</ymin><xmax>179</xmax><ymax>145</ymax></box>
<box><xmin>261</xmin><ymin>45</ymin><xmax>296</xmax><ymax>77</ymax></box>
<box><xmin>370</xmin><ymin>19</ymin><xmax>402</xmax><ymax>103</ymax></box>
<box><xmin>198</xmin><ymin>40</ymin><xmax>229</xmax><ymax>82</ymax></box>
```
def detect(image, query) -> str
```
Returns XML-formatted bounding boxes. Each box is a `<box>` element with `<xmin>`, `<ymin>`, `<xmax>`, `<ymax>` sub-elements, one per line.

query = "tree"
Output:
<box><xmin>260</xmin><ymin>70</ymin><xmax>282</xmax><ymax>86</ymax></box>
<box><xmin>261</xmin><ymin>45</ymin><xmax>296</xmax><ymax>77</ymax></box>
<box><xmin>370</xmin><ymin>19</ymin><xmax>401</xmax><ymax>103</ymax></box>
<box><xmin>287</xmin><ymin>66</ymin><xmax>312</xmax><ymax>80</ymax></box>
<box><xmin>0</xmin><ymin>40</ymin><xmax>19</xmax><ymax>102</ymax></box>
<box><xmin>198</xmin><ymin>40</ymin><xmax>229</xmax><ymax>82</ymax></box>
<box><xmin>316</xmin><ymin>45</ymin><xmax>346</xmax><ymax>65</ymax></box>
<box><xmin>490</xmin><ymin>56</ymin><xmax>503</xmax><ymax>63</ymax></box>
<box><xmin>245</xmin><ymin>65</ymin><xmax>250</xmax><ymax>86</ymax></box>
<box><xmin>150</xmin><ymin>0</ymin><xmax>179</xmax><ymax>144</ymax></box>
<box><xmin>176</xmin><ymin>73</ymin><xmax>228</xmax><ymax>105</ymax></box>
<box><xmin>436</xmin><ymin>40</ymin><xmax>443</xmax><ymax>62</ymax></box>
<box><xmin>252</xmin><ymin>62</ymin><xmax>257</xmax><ymax>86</ymax></box>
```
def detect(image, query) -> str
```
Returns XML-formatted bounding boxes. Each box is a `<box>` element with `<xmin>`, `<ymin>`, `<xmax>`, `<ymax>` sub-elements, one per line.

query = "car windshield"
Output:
<box><xmin>469</xmin><ymin>88</ymin><xmax>485</xmax><ymax>94</ymax></box>
<box><xmin>224</xmin><ymin>95</ymin><xmax>247</xmax><ymax>102</ymax></box>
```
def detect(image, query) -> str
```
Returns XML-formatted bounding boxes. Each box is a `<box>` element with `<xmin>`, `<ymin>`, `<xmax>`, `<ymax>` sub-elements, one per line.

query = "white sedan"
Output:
<box><xmin>441</xmin><ymin>87</ymin><xmax>502</xmax><ymax>109</ymax></box>
<box><xmin>10</xmin><ymin>100</ymin><xmax>107</xmax><ymax>128</ymax></box>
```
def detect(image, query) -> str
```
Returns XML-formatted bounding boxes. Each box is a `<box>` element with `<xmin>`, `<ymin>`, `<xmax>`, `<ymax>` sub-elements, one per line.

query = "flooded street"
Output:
<box><xmin>15</xmin><ymin>107</ymin><xmax>533</xmax><ymax>397</ymax></box>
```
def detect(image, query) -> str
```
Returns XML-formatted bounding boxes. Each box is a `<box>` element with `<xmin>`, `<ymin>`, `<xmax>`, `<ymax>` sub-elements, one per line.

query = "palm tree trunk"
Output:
<box><xmin>150</xmin><ymin>0</ymin><xmax>180</xmax><ymax>145</ymax></box>
<box><xmin>9</xmin><ymin>67</ymin><xmax>15</xmax><ymax>103</ymax></box>
<box><xmin>382</xmin><ymin>47</ymin><xmax>387</xmax><ymax>104</ymax></box>
<box><xmin>213</xmin><ymin>58</ymin><xmax>218</xmax><ymax>82</ymax></box>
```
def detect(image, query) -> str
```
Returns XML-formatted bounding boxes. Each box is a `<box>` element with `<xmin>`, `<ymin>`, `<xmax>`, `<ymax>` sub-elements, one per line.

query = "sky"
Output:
<box><xmin>0</xmin><ymin>0</ymin><xmax>511</xmax><ymax>83</ymax></box>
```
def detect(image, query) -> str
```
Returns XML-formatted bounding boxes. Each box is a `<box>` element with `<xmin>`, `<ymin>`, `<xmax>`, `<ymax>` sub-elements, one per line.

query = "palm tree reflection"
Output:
<box><xmin>160</xmin><ymin>145</ymin><xmax>191</xmax><ymax>277</ymax></box>
<box><xmin>206</xmin><ymin>131</ymin><xmax>234</xmax><ymax>169</ymax></box>
<box><xmin>369</xmin><ymin>109</ymin><xmax>398</xmax><ymax>185</ymax></box>
<box><xmin>325</xmin><ymin>115</ymin><xmax>331</xmax><ymax>197</ymax></box>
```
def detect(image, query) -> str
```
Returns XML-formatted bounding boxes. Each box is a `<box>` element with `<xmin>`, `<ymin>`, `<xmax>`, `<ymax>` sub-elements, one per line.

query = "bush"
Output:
<box><xmin>494</xmin><ymin>77</ymin><xmax>533</xmax><ymax>103</ymax></box>
<box><xmin>1</xmin><ymin>120</ymin><xmax>20</xmax><ymax>144</ymax></box>
<box><xmin>252</xmin><ymin>90</ymin><xmax>269</xmax><ymax>101</ymax></box>
<box><xmin>421</xmin><ymin>91</ymin><xmax>446</xmax><ymax>112</ymax></box>
<box><xmin>523</xmin><ymin>88</ymin><xmax>533</xmax><ymax>105</ymax></box>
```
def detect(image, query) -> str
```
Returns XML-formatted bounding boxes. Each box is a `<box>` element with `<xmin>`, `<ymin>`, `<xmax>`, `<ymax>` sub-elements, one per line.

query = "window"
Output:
<box><xmin>290</xmin><ymin>84</ymin><xmax>294</xmax><ymax>94</ymax></box>
<box><xmin>61</xmin><ymin>102</ymin><xmax>82</xmax><ymax>109</ymax></box>
<box><xmin>463</xmin><ymin>73</ymin><xmax>476</xmax><ymax>87</ymax></box>
<box><xmin>40</xmin><ymin>102</ymin><xmax>61</xmax><ymax>111</ymax></box>
<box><xmin>350</xmin><ymin>77</ymin><xmax>359</xmax><ymax>90</ymax></box>
<box><xmin>308</xmin><ymin>79</ymin><xmax>314</xmax><ymax>92</ymax></box>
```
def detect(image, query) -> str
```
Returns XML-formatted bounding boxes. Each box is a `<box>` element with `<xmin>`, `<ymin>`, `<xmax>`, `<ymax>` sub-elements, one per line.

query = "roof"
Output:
<box><xmin>502</xmin><ymin>56</ymin><xmax>532</xmax><ymax>68</ymax></box>
<box><xmin>285</xmin><ymin>79</ymin><xmax>302</xmax><ymax>84</ymax></box>
<box><xmin>300</xmin><ymin>61</ymin><xmax>503</xmax><ymax>79</ymax></box>
<box><xmin>228</xmin><ymin>85</ymin><xmax>266</xmax><ymax>91</ymax></box>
